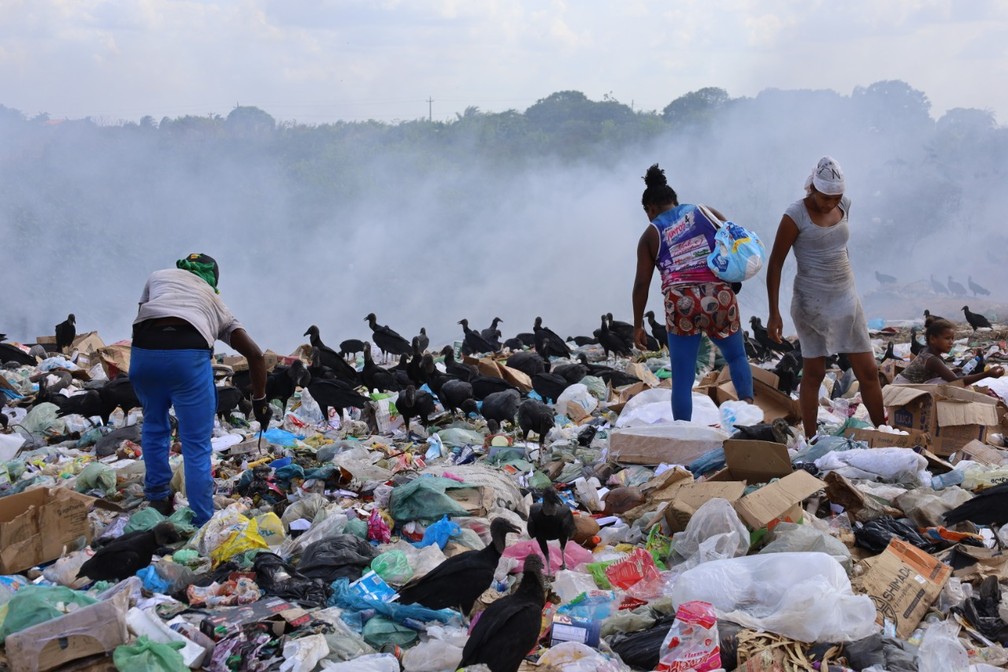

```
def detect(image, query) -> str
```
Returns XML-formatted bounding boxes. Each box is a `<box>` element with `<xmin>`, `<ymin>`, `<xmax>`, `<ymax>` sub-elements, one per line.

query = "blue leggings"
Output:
<box><xmin>668</xmin><ymin>330</ymin><xmax>753</xmax><ymax>421</ymax></box>
<box><xmin>130</xmin><ymin>346</ymin><xmax>217</xmax><ymax>526</ymax></box>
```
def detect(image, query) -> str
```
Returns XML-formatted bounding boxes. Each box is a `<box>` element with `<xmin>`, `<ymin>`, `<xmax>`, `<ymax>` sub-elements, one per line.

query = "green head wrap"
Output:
<box><xmin>176</xmin><ymin>253</ymin><xmax>220</xmax><ymax>293</ymax></box>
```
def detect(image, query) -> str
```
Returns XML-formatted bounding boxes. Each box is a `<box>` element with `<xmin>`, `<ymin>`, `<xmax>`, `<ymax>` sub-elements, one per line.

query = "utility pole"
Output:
<box><xmin>426</xmin><ymin>97</ymin><xmax>433</xmax><ymax>122</ymax></box>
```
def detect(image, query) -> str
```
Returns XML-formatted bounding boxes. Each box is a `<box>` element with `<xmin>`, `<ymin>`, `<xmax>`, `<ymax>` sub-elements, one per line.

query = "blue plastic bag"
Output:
<box><xmin>706</xmin><ymin>219</ymin><xmax>766</xmax><ymax>283</ymax></box>
<box><xmin>414</xmin><ymin>515</ymin><xmax>461</xmax><ymax>550</ymax></box>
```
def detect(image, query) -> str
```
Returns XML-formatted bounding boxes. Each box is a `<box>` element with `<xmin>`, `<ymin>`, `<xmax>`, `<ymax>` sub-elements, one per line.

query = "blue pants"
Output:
<box><xmin>130</xmin><ymin>347</ymin><xmax>216</xmax><ymax>526</ymax></box>
<box><xmin>668</xmin><ymin>331</ymin><xmax>753</xmax><ymax>421</ymax></box>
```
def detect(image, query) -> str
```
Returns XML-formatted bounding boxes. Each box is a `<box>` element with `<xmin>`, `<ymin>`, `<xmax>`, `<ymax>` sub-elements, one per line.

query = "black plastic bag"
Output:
<box><xmin>253</xmin><ymin>552</ymin><xmax>331</xmax><ymax>608</ymax></box>
<box><xmin>853</xmin><ymin>516</ymin><xmax>937</xmax><ymax>554</ymax></box>
<box><xmin>296</xmin><ymin>534</ymin><xmax>377</xmax><ymax>583</ymax></box>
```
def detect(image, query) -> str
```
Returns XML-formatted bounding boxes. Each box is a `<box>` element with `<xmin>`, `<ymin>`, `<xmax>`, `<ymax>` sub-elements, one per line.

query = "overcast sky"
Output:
<box><xmin>1</xmin><ymin>0</ymin><xmax>1005</xmax><ymax>124</ymax></box>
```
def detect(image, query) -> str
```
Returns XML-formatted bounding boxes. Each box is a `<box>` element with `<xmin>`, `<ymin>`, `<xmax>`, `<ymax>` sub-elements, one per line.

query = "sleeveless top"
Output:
<box><xmin>785</xmin><ymin>195</ymin><xmax>871</xmax><ymax>357</ymax></box>
<box><xmin>651</xmin><ymin>204</ymin><xmax>719</xmax><ymax>290</ymax></box>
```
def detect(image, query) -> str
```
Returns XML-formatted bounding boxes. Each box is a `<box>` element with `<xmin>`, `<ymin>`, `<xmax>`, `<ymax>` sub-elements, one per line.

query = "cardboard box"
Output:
<box><xmin>446</xmin><ymin>484</ymin><xmax>491</xmax><ymax>516</ymax></box>
<box><xmin>957</xmin><ymin>439</ymin><xmax>1008</xmax><ymax>466</ymax></box>
<box><xmin>859</xmin><ymin>539</ymin><xmax>951</xmax><ymax>639</ymax></box>
<box><xmin>732</xmin><ymin>469</ymin><xmax>824</xmax><ymax>531</ymax></box>
<box><xmin>714</xmin><ymin>365</ymin><xmax>801</xmax><ymax>423</ymax></box>
<box><xmin>882</xmin><ymin>384</ymin><xmax>1002</xmax><ymax>456</ymax></box>
<box><xmin>608</xmin><ymin>425</ymin><xmax>728</xmax><ymax>466</ymax></box>
<box><xmin>4</xmin><ymin>588</ymin><xmax>129</xmax><ymax>672</ymax></box>
<box><xmin>842</xmin><ymin>427</ymin><xmax>931</xmax><ymax>449</ymax></box>
<box><xmin>706</xmin><ymin>439</ymin><xmax>794</xmax><ymax>483</ymax></box>
<box><xmin>664</xmin><ymin>481</ymin><xmax>747</xmax><ymax>533</ymax></box>
<box><xmin>96</xmin><ymin>342</ymin><xmax>132</xmax><ymax>379</ymax></box>
<box><xmin>0</xmin><ymin>487</ymin><xmax>94</xmax><ymax>574</ymax></box>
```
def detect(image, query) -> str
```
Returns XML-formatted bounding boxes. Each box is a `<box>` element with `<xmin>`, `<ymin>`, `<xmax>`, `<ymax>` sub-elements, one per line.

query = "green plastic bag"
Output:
<box><xmin>75</xmin><ymin>461</ymin><xmax>117</xmax><ymax>495</ymax></box>
<box><xmin>645</xmin><ymin>525</ymin><xmax>671</xmax><ymax>571</ymax></box>
<box><xmin>361</xmin><ymin>615</ymin><xmax>418</xmax><ymax>648</ymax></box>
<box><xmin>586</xmin><ymin>560</ymin><xmax>616</xmax><ymax>590</ymax></box>
<box><xmin>344</xmin><ymin>517</ymin><xmax>368</xmax><ymax>540</ymax></box>
<box><xmin>113</xmin><ymin>635</ymin><xmax>187</xmax><ymax>672</ymax></box>
<box><xmin>371</xmin><ymin>550</ymin><xmax>413</xmax><ymax>585</ymax></box>
<box><xmin>0</xmin><ymin>586</ymin><xmax>97</xmax><ymax>638</ymax></box>
<box><xmin>125</xmin><ymin>507</ymin><xmax>166</xmax><ymax>534</ymax></box>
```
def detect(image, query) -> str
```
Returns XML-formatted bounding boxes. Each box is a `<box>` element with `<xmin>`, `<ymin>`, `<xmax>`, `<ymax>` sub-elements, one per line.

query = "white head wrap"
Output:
<box><xmin>804</xmin><ymin>156</ymin><xmax>845</xmax><ymax>196</ymax></box>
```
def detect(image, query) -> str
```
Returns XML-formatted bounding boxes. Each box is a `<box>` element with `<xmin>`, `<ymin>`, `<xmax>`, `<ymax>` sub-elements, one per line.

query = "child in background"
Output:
<box><xmin>893</xmin><ymin>318</ymin><xmax>1004</xmax><ymax>385</ymax></box>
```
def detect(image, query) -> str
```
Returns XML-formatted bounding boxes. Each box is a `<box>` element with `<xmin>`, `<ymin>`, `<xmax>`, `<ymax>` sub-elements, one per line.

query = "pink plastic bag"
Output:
<box><xmin>502</xmin><ymin>539</ymin><xmax>593</xmax><ymax>573</ymax></box>
<box><xmin>655</xmin><ymin>601</ymin><xmax>721</xmax><ymax>672</ymax></box>
<box><xmin>604</xmin><ymin>548</ymin><xmax>660</xmax><ymax>590</ymax></box>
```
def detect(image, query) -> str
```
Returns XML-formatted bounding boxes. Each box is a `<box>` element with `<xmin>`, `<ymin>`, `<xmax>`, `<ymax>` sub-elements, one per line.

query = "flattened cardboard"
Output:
<box><xmin>732</xmin><ymin>469</ymin><xmax>825</xmax><ymax>530</ymax></box>
<box><xmin>957</xmin><ymin>439</ymin><xmax>1008</xmax><ymax>466</ymax></box>
<box><xmin>882</xmin><ymin>383</ymin><xmax>1001</xmax><ymax>455</ymax></box>
<box><xmin>0</xmin><ymin>487</ymin><xmax>94</xmax><ymax>574</ymax></box>
<box><xmin>859</xmin><ymin>539</ymin><xmax>951</xmax><ymax>639</ymax></box>
<box><xmin>608</xmin><ymin>425</ymin><xmax>728</xmax><ymax>466</ymax></box>
<box><xmin>716</xmin><ymin>365</ymin><xmax>801</xmax><ymax>422</ymax></box>
<box><xmin>96</xmin><ymin>343</ymin><xmax>131</xmax><ymax>379</ymax></box>
<box><xmin>664</xmin><ymin>481</ymin><xmax>747</xmax><ymax>533</ymax></box>
<box><xmin>707</xmin><ymin>440</ymin><xmax>793</xmax><ymax>483</ymax></box>
<box><xmin>842</xmin><ymin>427</ymin><xmax>931</xmax><ymax>449</ymax></box>
<box><xmin>446</xmin><ymin>485</ymin><xmax>490</xmax><ymax>516</ymax></box>
<box><xmin>200</xmin><ymin>596</ymin><xmax>310</xmax><ymax>641</ymax></box>
<box><xmin>4</xmin><ymin>588</ymin><xmax>129</xmax><ymax>672</ymax></box>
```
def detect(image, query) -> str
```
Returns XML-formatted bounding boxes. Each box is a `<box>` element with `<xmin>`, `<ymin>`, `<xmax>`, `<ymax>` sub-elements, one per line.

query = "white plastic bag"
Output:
<box><xmin>718</xmin><ymin>399</ymin><xmax>763</xmax><ymax>433</ymax></box>
<box><xmin>535</xmin><ymin>641</ymin><xmax>631</xmax><ymax>672</ymax></box>
<box><xmin>555</xmin><ymin>383</ymin><xmax>598</xmax><ymax>416</ymax></box>
<box><xmin>669</xmin><ymin>552</ymin><xmax>879</xmax><ymax>642</ymax></box>
<box><xmin>401</xmin><ymin>639</ymin><xmax>463</xmax><ymax>672</ymax></box>
<box><xmin>814</xmin><ymin>447</ymin><xmax>928</xmax><ymax>483</ymax></box>
<box><xmin>917</xmin><ymin>619</ymin><xmax>968</xmax><ymax>672</ymax></box>
<box><xmin>320</xmin><ymin>653</ymin><xmax>400</xmax><ymax>672</ymax></box>
<box><xmin>670</xmin><ymin>498</ymin><xmax>749</xmax><ymax>569</ymax></box>
<box><xmin>553</xmin><ymin>569</ymin><xmax>600</xmax><ymax>603</ymax></box>
<box><xmin>616</xmin><ymin>388</ymin><xmax>720</xmax><ymax>428</ymax></box>
<box><xmin>280</xmin><ymin>634</ymin><xmax>330</xmax><ymax>672</ymax></box>
<box><xmin>758</xmin><ymin>522</ymin><xmax>852</xmax><ymax>573</ymax></box>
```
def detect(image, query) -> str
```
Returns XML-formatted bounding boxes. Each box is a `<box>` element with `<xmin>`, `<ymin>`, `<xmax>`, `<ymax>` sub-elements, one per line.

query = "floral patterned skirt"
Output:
<box><xmin>663</xmin><ymin>282</ymin><xmax>740</xmax><ymax>339</ymax></box>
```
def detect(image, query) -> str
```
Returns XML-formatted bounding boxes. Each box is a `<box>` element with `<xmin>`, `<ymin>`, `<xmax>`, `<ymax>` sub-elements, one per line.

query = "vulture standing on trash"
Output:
<box><xmin>439</xmin><ymin>379</ymin><xmax>478</xmax><ymax>417</ymax></box>
<box><xmin>395</xmin><ymin>385</ymin><xmax>435</xmax><ymax>432</ymax></box>
<box><xmin>470</xmin><ymin>374</ymin><xmax>517</xmax><ymax>400</ymax></box>
<box><xmin>307</xmin><ymin>379</ymin><xmax>368</xmax><ymax>420</ymax></box>
<box><xmin>77</xmin><ymin>522</ymin><xmax>182</xmax><ymax>582</ymax></box>
<box><xmin>517</xmin><ymin>398</ymin><xmax>555</xmax><ymax>450</ymax></box>
<box><xmin>531</xmin><ymin>371</ymin><xmax>568</xmax><ymax>404</ymax></box>
<box><xmin>480</xmin><ymin>389</ymin><xmax>521</xmax><ymax>425</ymax></box>
<box><xmin>875</xmin><ymin>270</ymin><xmax>897</xmax><ymax>286</ymax></box>
<box><xmin>910</xmin><ymin>327</ymin><xmax>924</xmax><ymax>357</ymax></box>
<box><xmin>930</xmin><ymin>274</ymin><xmax>949</xmax><ymax>295</ymax></box>
<box><xmin>605</xmin><ymin>313</ymin><xmax>636</xmax><ymax>348</ymax></box>
<box><xmin>304</xmin><ymin>326</ymin><xmax>358</xmax><ymax>384</ymax></box>
<box><xmin>944</xmin><ymin>483</ymin><xmax>1008</xmax><ymax>527</ymax></box>
<box><xmin>566</xmin><ymin>334</ymin><xmax>598</xmax><ymax>346</ymax></box>
<box><xmin>98</xmin><ymin>375</ymin><xmax>142</xmax><ymax>425</ymax></box>
<box><xmin>0</xmin><ymin>343</ymin><xmax>35</xmax><ymax>366</ymax></box>
<box><xmin>363</xmin><ymin>313</ymin><xmax>412</xmax><ymax>361</ymax></box>
<box><xmin>596</xmin><ymin>315</ymin><xmax>632</xmax><ymax>358</ymax></box>
<box><xmin>480</xmin><ymin>317</ymin><xmax>503</xmax><ymax>352</ymax></box>
<box><xmin>969</xmin><ymin>276</ymin><xmax>991</xmax><ymax>297</ymax></box>
<box><xmin>55</xmin><ymin>313</ymin><xmax>76</xmax><ymax>352</ymax></box>
<box><xmin>551</xmin><ymin>360</ymin><xmax>588</xmax><ymax>386</ymax></box>
<box><xmin>440</xmin><ymin>345</ymin><xmax>477</xmax><ymax>381</ymax></box>
<box><xmin>397</xmin><ymin>518</ymin><xmax>520</xmax><ymax>614</ymax></box>
<box><xmin>948</xmin><ymin>276</ymin><xmax>967</xmax><ymax>297</ymax></box>
<box><xmin>532</xmin><ymin>317</ymin><xmax>571</xmax><ymax>359</ymax></box>
<box><xmin>414</xmin><ymin>327</ymin><xmax>429</xmax><ymax>353</ymax></box>
<box><xmin>338</xmin><ymin>338</ymin><xmax>365</xmax><ymax>360</ymax></box>
<box><xmin>361</xmin><ymin>343</ymin><xmax>401</xmax><ymax>392</ymax></box>
<box><xmin>459</xmin><ymin>553</ymin><xmax>546</xmax><ymax>672</ymax></box>
<box><xmin>506</xmin><ymin>350</ymin><xmax>546</xmax><ymax>378</ymax></box>
<box><xmin>215</xmin><ymin>385</ymin><xmax>247</xmax><ymax>424</ymax></box>
<box><xmin>879</xmin><ymin>341</ymin><xmax>900</xmax><ymax>362</ymax></box>
<box><xmin>963</xmin><ymin>306</ymin><xmax>993</xmax><ymax>331</ymax></box>
<box><xmin>644</xmin><ymin>310</ymin><xmax>668</xmax><ymax>349</ymax></box>
<box><xmin>527</xmin><ymin>486</ymin><xmax>575</xmax><ymax>575</ymax></box>
<box><xmin>459</xmin><ymin>318</ymin><xmax>496</xmax><ymax>355</ymax></box>
<box><xmin>576</xmin><ymin>353</ymin><xmax>640</xmax><ymax>387</ymax></box>
<box><xmin>749</xmin><ymin>316</ymin><xmax>794</xmax><ymax>354</ymax></box>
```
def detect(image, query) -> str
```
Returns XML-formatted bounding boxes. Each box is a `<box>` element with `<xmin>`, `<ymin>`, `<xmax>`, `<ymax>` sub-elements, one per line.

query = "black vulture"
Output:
<box><xmin>605</xmin><ymin>313</ymin><xmax>635</xmax><ymax>348</ymax></box>
<box><xmin>515</xmin><ymin>332</ymin><xmax>536</xmax><ymax>348</ymax></box>
<box><xmin>215</xmin><ymin>385</ymin><xmax>246</xmax><ymax>423</ymax></box>
<box><xmin>307</xmin><ymin>379</ymin><xmax>368</xmax><ymax>420</ymax></box>
<box><xmin>53</xmin><ymin>389</ymin><xmax>103</xmax><ymax>422</ymax></box>
<box><xmin>566</xmin><ymin>335</ymin><xmax>598</xmax><ymax>346</ymax></box>
<box><xmin>527</xmin><ymin>486</ymin><xmax>575</xmax><ymax>575</ymax></box>
<box><xmin>502</xmin><ymin>337</ymin><xmax>527</xmax><ymax>351</ymax></box>
<box><xmin>338</xmin><ymin>339</ymin><xmax>365</xmax><ymax>360</ymax></box>
<box><xmin>414</xmin><ymin>327</ymin><xmax>429</xmax><ymax>353</ymax></box>
<box><xmin>552</xmin><ymin>360</ymin><xmax>588</xmax><ymax>386</ymax></box>
<box><xmin>575</xmin><ymin>353</ymin><xmax>640</xmax><ymax>386</ymax></box>
<box><xmin>363</xmin><ymin>313</ymin><xmax>412</xmax><ymax>361</ymax></box>
<box><xmin>644</xmin><ymin>310</ymin><xmax>668</xmax><ymax>349</ymax></box>
<box><xmin>395</xmin><ymin>385</ymin><xmax>435</xmax><ymax>432</ymax></box>
<box><xmin>963</xmin><ymin>306</ymin><xmax>993</xmax><ymax>331</ymax></box>
<box><xmin>923</xmin><ymin>309</ymin><xmax>945</xmax><ymax>328</ymax></box>
<box><xmin>471</xmin><ymin>374</ymin><xmax>517</xmax><ymax>400</ymax></box>
<box><xmin>439</xmin><ymin>379</ymin><xmax>476</xmax><ymax>416</ymax></box>
<box><xmin>440</xmin><ymin>345</ymin><xmax>477</xmax><ymax>381</ymax></box>
<box><xmin>480</xmin><ymin>317</ymin><xmax>503</xmax><ymax>351</ymax></box>
<box><xmin>77</xmin><ymin>522</ymin><xmax>182</xmax><ymax>582</ymax></box>
<box><xmin>532</xmin><ymin>317</ymin><xmax>571</xmax><ymax>359</ymax></box>
<box><xmin>304</xmin><ymin>326</ymin><xmax>358</xmax><ymax>384</ymax></box>
<box><xmin>420</xmin><ymin>353</ymin><xmax>453</xmax><ymax>397</ymax></box>
<box><xmin>948</xmin><ymin>276</ymin><xmax>967</xmax><ymax>297</ymax></box>
<box><xmin>98</xmin><ymin>375</ymin><xmax>142</xmax><ymax>425</ymax></box>
<box><xmin>458</xmin><ymin>553</ymin><xmax>546</xmax><ymax>672</ymax></box>
<box><xmin>597</xmin><ymin>315</ymin><xmax>631</xmax><ymax>358</ymax></box>
<box><xmin>875</xmin><ymin>270</ymin><xmax>897</xmax><ymax>285</ymax></box>
<box><xmin>517</xmin><ymin>399</ymin><xmax>555</xmax><ymax>450</ymax></box>
<box><xmin>55</xmin><ymin>313</ymin><xmax>76</xmax><ymax>352</ymax></box>
<box><xmin>405</xmin><ymin>338</ymin><xmax>425</xmax><ymax>386</ymax></box>
<box><xmin>773</xmin><ymin>350</ymin><xmax>803</xmax><ymax>394</ymax></box>
<box><xmin>506</xmin><ymin>351</ymin><xmax>546</xmax><ymax>378</ymax></box>
<box><xmin>397</xmin><ymin>518</ymin><xmax>519</xmax><ymax>614</ymax></box>
<box><xmin>969</xmin><ymin>276</ymin><xmax>991</xmax><ymax>297</ymax></box>
<box><xmin>0</xmin><ymin>343</ymin><xmax>36</xmax><ymax>366</ymax></box>
<box><xmin>749</xmin><ymin>316</ymin><xmax>794</xmax><ymax>354</ymax></box>
<box><xmin>361</xmin><ymin>343</ymin><xmax>402</xmax><ymax>392</ymax></box>
<box><xmin>459</xmin><ymin>318</ymin><xmax>496</xmax><ymax>355</ymax></box>
<box><xmin>531</xmin><ymin>372</ymin><xmax>568</xmax><ymax>403</ymax></box>
<box><xmin>879</xmin><ymin>341</ymin><xmax>901</xmax><ymax>362</ymax></box>
<box><xmin>945</xmin><ymin>483</ymin><xmax>1008</xmax><ymax>527</ymax></box>
<box><xmin>481</xmin><ymin>389</ymin><xmax>521</xmax><ymax>425</ymax></box>
<box><xmin>930</xmin><ymin>274</ymin><xmax>948</xmax><ymax>295</ymax></box>
<box><xmin>910</xmin><ymin>327</ymin><xmax>924</xmax><ymax>357</ymax></box>
<box><xmin>742</xmin><ymin>330</ymin><xmax>767</xmax><ymax>361</ymax></box>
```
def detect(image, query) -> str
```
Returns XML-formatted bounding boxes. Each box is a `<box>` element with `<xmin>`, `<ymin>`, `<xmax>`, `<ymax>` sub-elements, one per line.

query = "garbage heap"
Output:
<box><xmin>1</xmin><ymin>325</ymin><xmax>1008</xmax><ymax>672</ymax></box>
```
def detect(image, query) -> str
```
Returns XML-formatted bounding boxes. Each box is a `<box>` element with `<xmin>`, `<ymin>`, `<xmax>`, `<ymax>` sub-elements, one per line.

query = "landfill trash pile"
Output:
<box><xmin>1</xmin><ymin>313</ymin><xmax>1008</xmax><ymax>672</ymax></box>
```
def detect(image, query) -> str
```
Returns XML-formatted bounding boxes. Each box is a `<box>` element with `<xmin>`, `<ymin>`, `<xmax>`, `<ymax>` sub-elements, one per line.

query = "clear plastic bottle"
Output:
<box><xmin>961</xmin><ymin>355</ymin><xmax>981</xmax><ymax>375</ymax></box>
<box><xmin>930</xmin><ymin>470</ymin><xmax>965</xmax><ymax>490</ymax></box>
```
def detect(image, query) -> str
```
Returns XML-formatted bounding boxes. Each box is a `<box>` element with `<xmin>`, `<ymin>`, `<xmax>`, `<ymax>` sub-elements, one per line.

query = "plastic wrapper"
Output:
<box><xmin>362</xmin><ymin>615</ymin><xmax>417</xmax><ymax>648</ymax></box>
<box><xmin>210</xmin><ymin>517</ymin><xmax>269</xmax><ymax>566</ymax></box>
<box><xmin>253</xmin><ymin>552</ymin><xmax>331</xmax><ymax>607</ymax></box>
<box><xmin>319</xmin><ymin>653</ymin><xmax>400</xmax><ymax>672</ymax></box>
<box><xmin>401</xmin><ymin>637</ymin><xmax>464</xmax><ymax>672</ymax></box>
<box><xmin>655</xmin><ymin>600</ymin><xmax>721</xmax><ymax>672</ymax></box>
<box><xmin>605</xmin><ymin>547</ymin><xmax>660</xmax><ymax>590</ymax></box>
<box><xmin>327</xmin><ymin>577</ymin><xmax>462</xmax><ymax>629</ymax></box>
<box><xmin>670</xmin><ymin>498</ymin><xmax>749</xmax><ymax>569</ymax></box>
<box><xmin>41</xmin><ymin>550</ymin><xmax>93</xmax><ymax>589</ymax></box>
<box><xmin>502</xmin><ymin>538</ymin><xmax>593</xmax><ymax>573</ymax></box>
<box><xmin>113</xmin><ymin>635</ymin><xmax>187</xmax><ymax>672</ymax></box>
<box><xmin>814</xmin><ymin>447</ymin><xmax>928</xmax><ymax>483</ymax></box>
<box><xmin>21</xmin><ymin>402</ymin><xmax>65</xmax><ymax>437</ymax></box>
<box><xmin>278</xmin><ymin>508</ymin><xmax>350</xmax><ymax>560</ymax></box>
<box><xmin>759</xmin><ymin>521</ymin><xmax>852</xmax><ymax>573</ymax></box>
<box><xmin>554</xmin><ymin>569</ymin><xmax>601</xmax><ymax>603</ymax></box>
<box><xmin>416</xmin><ymin>514</ymin><xmax>460</xmax><ymax>549</ymax></box>
<box><xmin>310</xmin><ymin>607</ymin><xmax>375</xmax><ymax>661</ymax></box>
<box><xmin>535</xmin><ymin>641</ymin><xmax>631</xmax><ymax>672</ymax></box>
<box><xmin>280</xmin><ymin>493</ymin><xmax>330</xmax><ymax>528</ymax></box>
<box><xmin>918</xmin><ymin>619</ymin><xmax>969</xmax><ymax>672</ymax></box>
<box><xmin>555</xmin><ymin>383</ymin><xmax>598</xmax><ymax>416</ymax></box>
<box><xmin>74</xmin><ymin>460</ymin><xmax>116</xmax><ymax>495</ymax></box>
<box><xmin>186</xmin><ymin>576</ymin><xmax>261</xmax><ymax>607</ymax></box>
<box><xmin>279</xmin><ymin>633</ymin><xmax>330</xmax><ymax>672</ymax></box>
<box><xmin>669</xmin><ymin>552</ymin><xmax>879</xmax><ymax>643</ymax></box>
<box><xmin>608</xmin><ymin>616</ymin><xmax>676</xmax><ymax>670</ymax></box>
